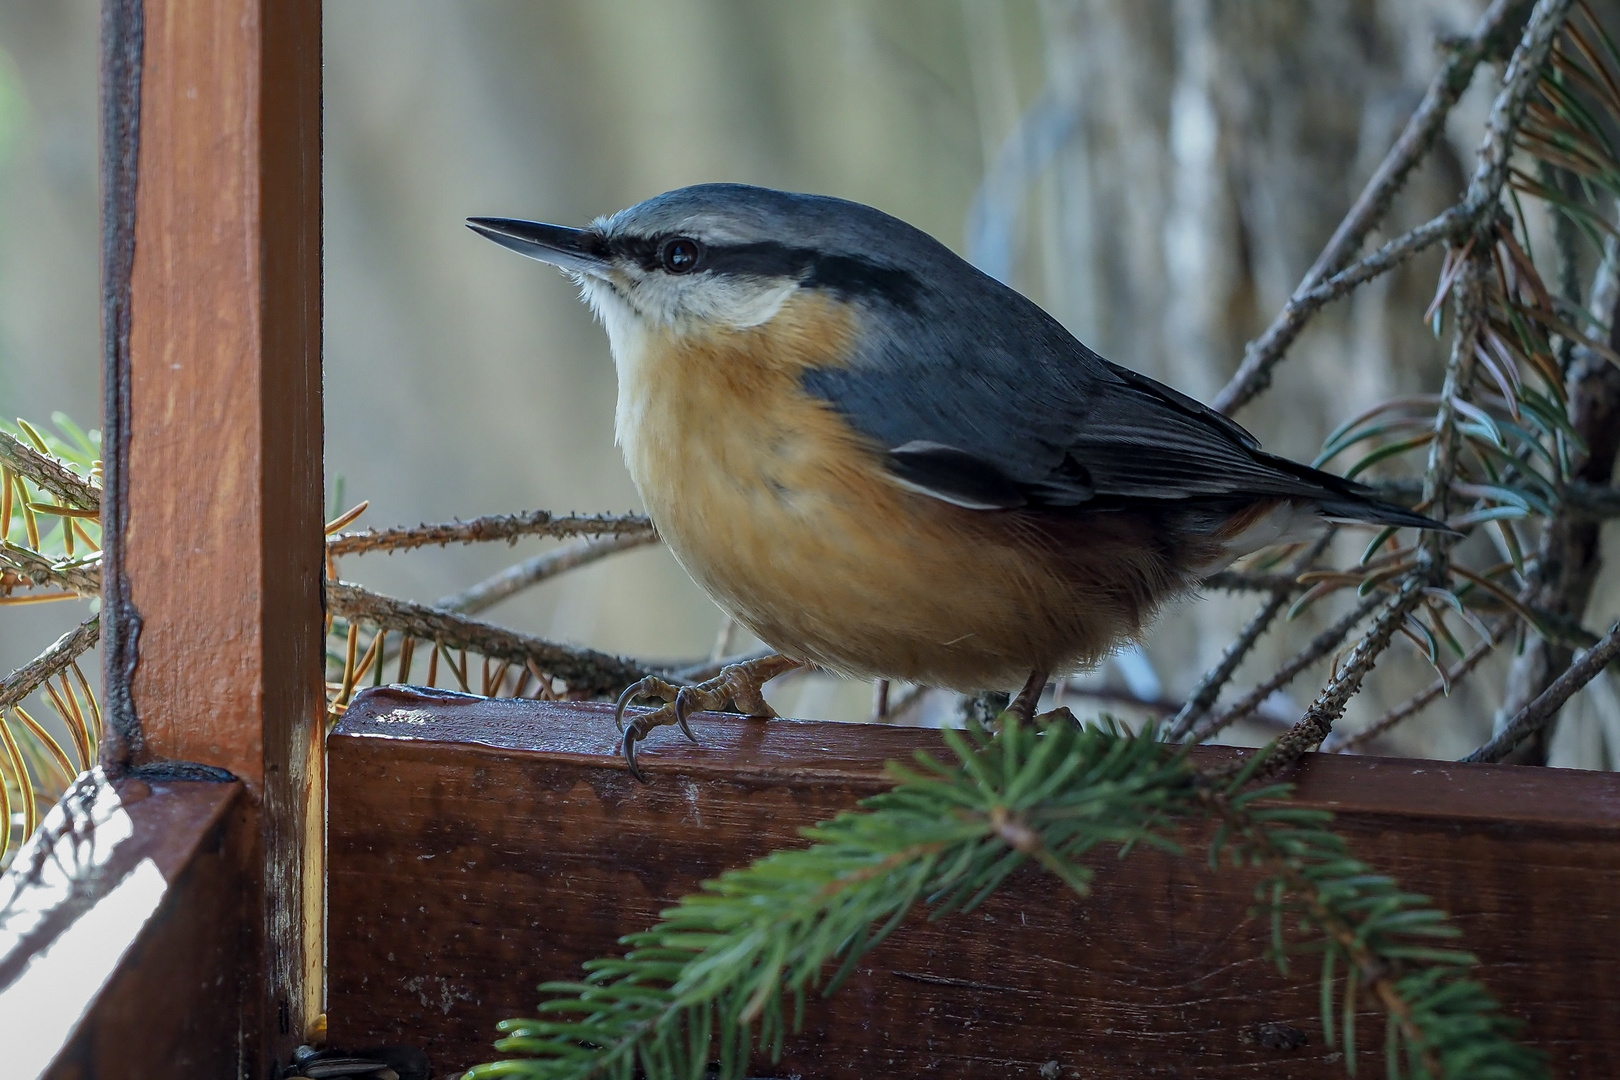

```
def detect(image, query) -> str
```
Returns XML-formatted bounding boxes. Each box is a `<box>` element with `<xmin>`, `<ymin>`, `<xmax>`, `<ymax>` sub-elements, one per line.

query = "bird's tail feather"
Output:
<box><xmin>1317</xmin><ymin>496</ymin><xmax>1455</xmax><ymax>534</ymax></box>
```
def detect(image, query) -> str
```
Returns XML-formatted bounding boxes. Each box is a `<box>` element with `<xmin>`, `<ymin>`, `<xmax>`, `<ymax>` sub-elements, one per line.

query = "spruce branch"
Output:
<box><xmin>0</xmin><ymin>542</ymin><xmax>101</xmax><ymax>598</ymax></box>
<box><xmin>1172</xmin><ymin>533</ymin><xmax>1336</xmax><ymax>739</ymax></box>
<box><xmin>0</xmin><ymin>431</ymin><xmax>101</xmax><ymax>514</ymax></box>
<box><xmin>326</xmin><ymin>580</ymin><xmax>655</xmax><ymax>696</ymax></box>
<box><xmin>1212</xmin><ymin>0</ymin><xmax>1534</xmax><ymax>415</ymax></box>
<box><xmin>1186</xmin><ymin>591</ymin><xmax>1385</xmax><ymax>745</ymax></box>
<box><xmin>325</xmin><ymin>510</ymin><xmax>654</xmax><ymax>557</ymax></box>
<box><xmin>1203</xmin><ymin>774</ymin><xmax>1545</xmax><ymax>1079</ymax></box>
<box><xmin>1201</xmin><ymin>569</ymin><xmax>1310</xmax><ymax>594</ymax></box>
<box><xmin>472</xmin><ymin>718</ymin><xmax>1543</xmax><ymax>1080</ymax></box>
<box><xmin>435</xmin><ymin>532</ymin><xmax>659</xmax><ymax>616</ymax></box>
<box><xmin>1463</xmin><ymin>620</ymin><xmax>1620</xmax><ymax>762</ymax></box>
<box><xmin>1258</xmin><ymin>579</ymin><xmax>1432</xmax><ymax>780</ymax></box>
<box><xmin>1</xmin><ymin>616</ymin><xmax>100</xmax><ymax>713</ymax></box>
<box><xmin>1326</xmin><ymin>623</ymin><xmax>1506</xmax><ymax>754</ymax></box>
<box><xmin>1371</xmin><ymin>477</ymin><xmax>1620</xmax><ymax>521</ymax></box>
<box><xmin>1487</xmin><ymin>225</ymin><xmax>1620</xmax><ymax>760</ymax></box>
<box><xmin>468</xmin><ymin>720</ymin><xmax>1193</xmax><ymax>1080</ymax></box>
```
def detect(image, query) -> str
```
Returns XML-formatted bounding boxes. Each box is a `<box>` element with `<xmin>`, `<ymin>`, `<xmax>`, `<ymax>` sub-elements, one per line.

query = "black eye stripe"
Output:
<box><xmin>605</xmin><ymin>235</ymin><xmax>920</xmax><ymax>309</ymax></box>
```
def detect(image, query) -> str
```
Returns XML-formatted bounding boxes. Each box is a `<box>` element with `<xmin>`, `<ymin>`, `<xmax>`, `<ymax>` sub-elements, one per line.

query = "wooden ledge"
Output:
<box><xmin>334</xmin><ymin>685</ymin><xmax>1620</xmax><ymax>832</ymax></box>
<box><xmin>328</xmin><ymin>686</ymin><xmax>1620</xmax><ymax>1079</ymax></box>
<box><xmin>0</xmin><ymin>773</ymin><xmax>250</xmax><ymax>1080</ymax></box>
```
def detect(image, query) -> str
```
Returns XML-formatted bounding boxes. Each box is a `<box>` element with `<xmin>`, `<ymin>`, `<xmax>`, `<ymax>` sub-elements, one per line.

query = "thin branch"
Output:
<box><xmin>1249</xmin><ymin>247</ymin><xmax>1497</xmax><ymax>769</ymax></box>
<box><xmin>1</xmin><ymin>616</ymin><xmax>100</xmax><ymax>712</ymax></box>
<box><xmin>1256</xmin><ymin>578</ymin><xmax>1431</xmax><ymax>778</ymax></box>
<box><xmin>0</xmin><ymin>432</ymin><xmax>101</xmax><ymax>513</ymax></box>
<box><xmin>1211</xmin><ymin>0</ymin><xmax>1532</xmax><ymax>415</ymax></box>
<box><xmin>433</xmin><ymin>532</ymin><xmax>659</xmax><ymax>616</ymax></box>
<box><xmin>1460</xmin><ymin>0</ymin><xmax>1579</xmax><ymax>240</ymax></box>
<box><xmin>1171</xmin><ymin>534</ymin><xmax>1335</xmax><ymax>739</ymax></box>
<box><xmin>1463</xmin><ymin>621</ymin><xmax>1620</xmax><ymax>762</ymax></box>
<box><xmin>326</xmin><ymin>581</ymin><xmax>655</xmax><ymax>695</ymax></box>
<box><xmin>1311</xmin><ymin>0</ymin><xmax>1534</xmax><ymax>286</ymax></box>
<box><xmin>1326</xmin><ymin>621</ymin><xmax>1505</xmax><ymax>753</ymax></box>
<box><xmin>1063</xmin><ymin>682</ymin><xmax>1297</xmax><ymax>731</ymax></box>
<box><xmin>0</xmin><ymin>543</ymin><xmax>101</xmax><ymax>598</ymax></box>
<box><xmin>1188</xmin><ymin>591</ymin><xmax>1386</xmax><ymax>744</ymax></box>
<box><xmin>1200</xmin><ymin>569</ymin><xmax>1308</xmax><ymax>594</ymax></box>
<box><xmin>325</xmin><ymin>510</ymin><xmax>655</xmax><ymax>557</ymax></box>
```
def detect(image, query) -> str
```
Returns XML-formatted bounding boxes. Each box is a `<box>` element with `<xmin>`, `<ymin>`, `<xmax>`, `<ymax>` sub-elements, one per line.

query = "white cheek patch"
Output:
<box><xmin>608</xmin><ymin>271</ymin><xmax>800</xmax><ymax>332</ymax></box>
<box><xmin>687</xmin><ymin>276</ymin><xmax>800</xmax><ymax>329</ymax></box>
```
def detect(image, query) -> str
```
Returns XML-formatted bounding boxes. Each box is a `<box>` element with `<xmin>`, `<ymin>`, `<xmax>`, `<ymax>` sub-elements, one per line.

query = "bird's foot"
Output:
<box><xmin>614</xmin><ymin>653</ymin><xmax>803</xmax><ymax>781</ymax></box>
<box><xmin>1007</xmin><ymin>669</ymin><xmax>1051</xmax><ymax>723</ymax></box>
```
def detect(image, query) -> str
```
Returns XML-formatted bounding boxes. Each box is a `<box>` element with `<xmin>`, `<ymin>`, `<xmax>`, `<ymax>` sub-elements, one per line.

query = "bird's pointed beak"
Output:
<box><xmin>466</xmin><ymin>217</ymin><xmax>609</xmax><ymax>275</ymax></box>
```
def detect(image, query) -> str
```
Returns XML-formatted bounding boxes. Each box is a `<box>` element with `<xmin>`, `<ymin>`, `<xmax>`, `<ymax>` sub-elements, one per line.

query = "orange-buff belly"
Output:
<box><xmin>614</xmin><ymin>293</ymin><xmax>1176</xmax><ymax>691</ymax></box>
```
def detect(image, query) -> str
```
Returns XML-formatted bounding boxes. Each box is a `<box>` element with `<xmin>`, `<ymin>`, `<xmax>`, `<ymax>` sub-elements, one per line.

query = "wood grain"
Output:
<box><xmin>115</xmin><ymin>0</ymin><xmax>324</xmax><ymax>1062</ymax></box>
<box><xmin>327</xmin><ymin>688</ymin><xmax>1620</xmax><ymax>1078</ymax></box>
<box><xmin>0</xmin><ymin>776</ymin><xmax>250</xmax><ymax>1080</ymax></box>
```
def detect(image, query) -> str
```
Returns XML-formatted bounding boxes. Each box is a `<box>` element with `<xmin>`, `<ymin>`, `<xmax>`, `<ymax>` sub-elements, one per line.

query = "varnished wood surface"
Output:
<box><xmin>0</xmin><ymin>776</ymin><xmax>249</xmax><ymax>1080</ymax></box>
<box><xmin>114</xmin><ymin>0</ymin><xmax>324</xmax><ymax>1059</ymax></box>
<box><xmin>327</xmin><ymin>688</ymin><xmax>1620</xmax><ymax>1078</ymax></box>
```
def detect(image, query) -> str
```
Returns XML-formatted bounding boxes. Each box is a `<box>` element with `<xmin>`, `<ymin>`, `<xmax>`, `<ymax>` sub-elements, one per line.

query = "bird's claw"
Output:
<box><xmin>613</xmin><ymin>654</ymin><xmax>803</xmax><ymax>782</ymax></box>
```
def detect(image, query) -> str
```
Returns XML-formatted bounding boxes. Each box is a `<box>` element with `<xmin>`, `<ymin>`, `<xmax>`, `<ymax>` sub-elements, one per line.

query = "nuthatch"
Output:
<box><xmin>469</xmin><ymin>184</ymin><xmax>1442</xmax><ymax>776</ymax></box>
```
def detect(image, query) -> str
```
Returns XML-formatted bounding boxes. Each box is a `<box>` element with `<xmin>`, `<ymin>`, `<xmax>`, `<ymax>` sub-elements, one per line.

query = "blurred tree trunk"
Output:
<box><xmin>1016</xmin><ymin>0</ymin><xmax>1503</xmax><ymax>747</ymax></box>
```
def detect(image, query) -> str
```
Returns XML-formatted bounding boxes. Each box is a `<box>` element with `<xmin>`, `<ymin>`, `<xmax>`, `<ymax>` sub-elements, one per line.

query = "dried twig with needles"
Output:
<box><xmin>1465</xmin><ymin>621</ymin><xmax>1620</xmax><ymax>762</ymax></box>
<box><xmin>327</xmin><ymin>580</ymin><xmax>654</xmax><ymax>698</ymax></box>
<box><xmin>1211</xmin><ymin>0</ymin><xmax>1536</xmax><ymax>416</ymax></box>
<box><xmin>325</xmin><ymin>509</ymin><xmax>653</xmax><ymax>557</ymax></box>
<box><xmin>0</xmin><ymin>430</ymin><xmax>101</xmax><ymax>513</ymax></box>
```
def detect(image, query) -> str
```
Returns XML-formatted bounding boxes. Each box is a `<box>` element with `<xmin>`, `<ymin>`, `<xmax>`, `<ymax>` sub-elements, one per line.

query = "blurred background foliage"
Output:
<box><xmin>2</xmin><ymin>0</ymin><xmax>1617</xmax><ymax>772</ymax></box>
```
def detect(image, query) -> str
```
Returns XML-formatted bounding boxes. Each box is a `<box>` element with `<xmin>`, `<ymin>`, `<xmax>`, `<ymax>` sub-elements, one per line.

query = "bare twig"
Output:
<box><xmin>1212</xmin><ymin>0</ymin><xmax>1532</xmax><ymax>415</ymax></box>
<box><xmin>1248</xmin><ymin>244</ymin><xmax>1497</xmax><ymax>769</ymax></box>
<box><xmin>1326</xmin><ymin>621</ymin><xmax>1505</xmax><ymax>753</ymax></box>
<box><xmin>326</xmin><ymin>510</ymin><xmax>655</xmax><ymax>557</ymax></box>
<box><xmin>1258</xmin><ymin>578</ymin><xmax>1433</xmax><ymax>776</ymax></box>
<box><xmin>1459</xmin><ymin>0</ymin><xmax>1577</xmax><ymax>240</ymax></box>
<box><xmin>1200</xmin><ymin>569</ymin><xmax>1308</xmax><ymax>594</ymax></box>
<box><xmin>1463</xmin><ymin>621</ymin><xmax>1620</xmax><ymax>762</ymax></box>
<box><xmin>882</xmin><ymin>683</ymin><xmax>934</xmax><ymax>725</ymax></box>
<box><xmin>0</xmin><ymin>543</ymin><xmax>101</xmax><ymax>598</ymax></box>
<box><xmin>1188</xmin><ymin>591</ymin><xmax>1386</xmax><ymax>744</ymax></box>
<box><xmin>1171</xmin><ymin>532</ymin><xmax>1335</xmax><ymax>739</ymax></box>
<box><xmin>1310</xmin><ymin>0</ymin><xmax>1532</xmax><ymax>285</ymax></box>
<box><xmin>327</xmin><ymin>581</ymin><xmax>654</xmax><ymax>695</ymax></box>
<box><xmin>0</xmin><ymin>432</ymin><xmax>101</xmax><ymax>513</ymax></box>
<box><xmin>1</xmin><ymin>616</ymin><xmax>100</xmax><ymax>712</ymax></box>
<box><xmin>434</xmin><ymin>532</ymin><xmax>659</xmax><ymax>616</ymax></box>
<box><xmin>1423</xmin><ymin>250</ymin><xmax>1493</xmax><ymax>522</ymax></box>
<box><xmin>1063</xmin><ymin>682</ymin><xmax>1298</xmax><ymax>732</ymax></box>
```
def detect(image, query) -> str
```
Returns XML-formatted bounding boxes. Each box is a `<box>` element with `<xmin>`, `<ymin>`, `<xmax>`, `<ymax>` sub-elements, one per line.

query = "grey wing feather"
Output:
<box><xmin>801</xmin><ymin>260</ymin><xmax>1438</xmax><ymax>529</ymax></box>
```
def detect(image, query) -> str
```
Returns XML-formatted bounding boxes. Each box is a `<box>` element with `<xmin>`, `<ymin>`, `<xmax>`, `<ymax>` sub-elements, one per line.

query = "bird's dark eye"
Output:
<box><xmin>660</xmin><ymin>237</ymin><xmax>703</xmax><ymax>274</ymax></box>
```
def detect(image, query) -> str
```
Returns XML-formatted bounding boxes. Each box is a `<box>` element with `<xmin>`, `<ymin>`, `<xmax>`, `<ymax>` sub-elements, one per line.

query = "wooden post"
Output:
<box><xmin>102</xmin><ymin>0</ymin><xmax>324</xmax><ymax>1066</ymax></box>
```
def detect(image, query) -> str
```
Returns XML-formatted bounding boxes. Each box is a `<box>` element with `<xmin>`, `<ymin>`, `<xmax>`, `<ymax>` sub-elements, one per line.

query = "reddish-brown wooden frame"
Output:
<box><xmin>1</xmin><ymin>1</ymin><xmax>324</xmax><ymax>1076</ymax></box>
<box><xmin>112</xmin><ymin>2</ymin><xmax>325</xmax><ymax>1058</ymax></box>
